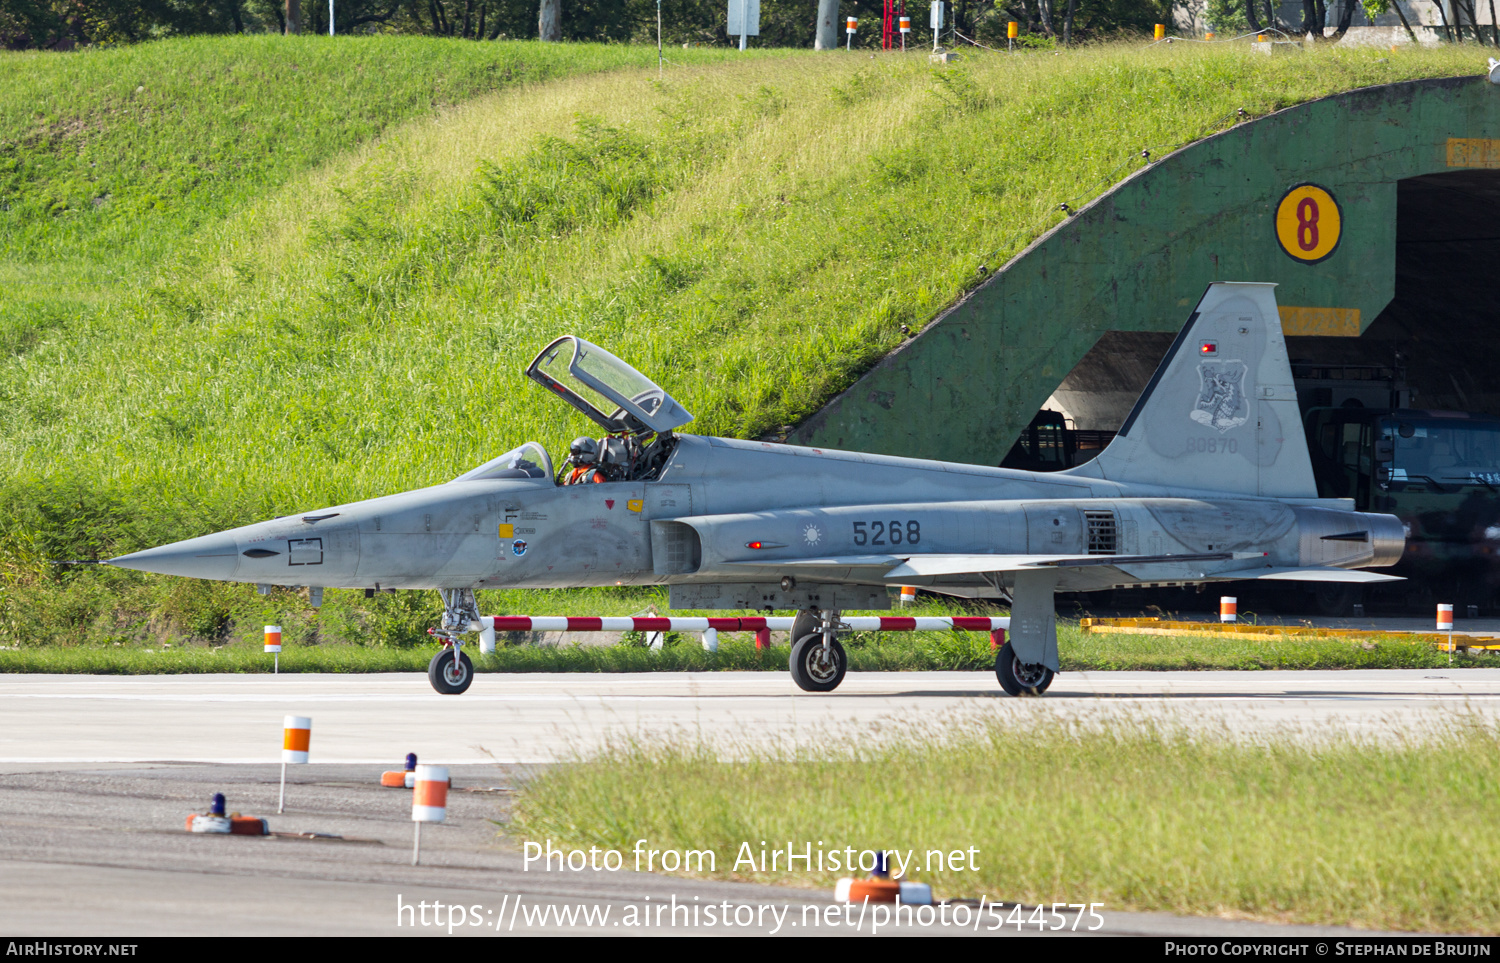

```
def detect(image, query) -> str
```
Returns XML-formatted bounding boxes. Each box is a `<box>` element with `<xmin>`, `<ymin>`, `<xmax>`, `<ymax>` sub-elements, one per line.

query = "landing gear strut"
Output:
<box><xmin>427</xmin><ymin>588</ymin><xmax>480</xmax><ymax>695</ymax></box>
<box><xmin>788</xmin><ymin>608</ymin><xmax>848</xmax><ymax>692</ymax></box>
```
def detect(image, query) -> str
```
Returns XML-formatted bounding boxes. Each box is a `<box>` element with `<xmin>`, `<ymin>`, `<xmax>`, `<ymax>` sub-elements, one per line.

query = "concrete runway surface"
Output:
<box><xmin>3</xmin><ymin>669</ymin><xmax>1494</xmax><ymax>936</ymax></box>
<box><xmin>2</xmin><ymin>670</ymin><xmax>1498</xmax><ymax>765</ymax></box>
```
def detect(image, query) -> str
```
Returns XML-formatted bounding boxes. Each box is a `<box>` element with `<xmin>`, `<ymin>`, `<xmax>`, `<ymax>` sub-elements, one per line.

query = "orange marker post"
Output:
<box><xmin>279</xmin><ymin>715</ymin><xmax>311</xmax><ymax>813</ymax></box>
<box><xmin>264</xmin><ymin>625</ymin><xmax>282</xmax><ymax>673</ymax></box>
<box><xmin>899</xmin><ymin>586</ymin><xmax>917</xmax><ymax>606</ymax></box>
<box><xmin>846</xmin><ymin>16</ymin><xmax>856</xmax><ymax>50</ymax></box>
<box><xmin>411</xmin><ymin>764</ymin><xmax>450</xmax><ymax>865</ymax></box>
<box><xmin>1205</xmin><ymin>30</ymin><xmax>1215</xmax><ymax>39</ymax></box>
<box><xmin>1220</xmin><ymin>597</ymin><xmax>1237</xmax><ymax>623</ymax></box>
<box><xmin>1154</xmin><ymin>23</ymin><xmax>1165</xmax><ymax>40</ymax></box>
<box><xmin>1007</xmin><ymin>20</ymin><xmax>1017</xmax><ymax>51</ymax></box>
<box><xmin>1438</xmin><ymin>603</ymin><xmax>1454</xmax><ymax>662</ymax></box>
<box><xmin>899</xmin><ymin>15</ymin><xmax>910</xmax><ymax>51</ymax></box>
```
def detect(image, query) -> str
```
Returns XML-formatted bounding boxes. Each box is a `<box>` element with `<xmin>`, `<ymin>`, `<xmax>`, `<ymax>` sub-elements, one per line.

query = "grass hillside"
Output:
<box><xmin>0</xmin><ymin>37</ymin><xmax>1487</xmax><ymax>648</ymax></box>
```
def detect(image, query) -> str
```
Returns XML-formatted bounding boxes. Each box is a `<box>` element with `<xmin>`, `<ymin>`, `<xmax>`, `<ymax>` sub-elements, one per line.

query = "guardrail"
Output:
<box><xmin>476</xmin><ymin>616</ymin><xmax>1011</xmax><ymax>653</ymax></box>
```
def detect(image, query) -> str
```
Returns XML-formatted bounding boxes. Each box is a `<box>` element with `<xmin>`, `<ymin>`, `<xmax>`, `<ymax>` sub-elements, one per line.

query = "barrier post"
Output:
<box><xmin>264</xmin><ymin>625</ymin><xmax>282</xmax><ymax>673</ymax></box>
<box><xmin>1220</xmin><ymin>597</ymin><xmax>1237</xmax><ymax>623</ymax></box>
<box><xmin>412</xmin><ymin>764</ymin><xmax>449</xmax><ymax>866</ymax></box>
<box><xmin>279</xmin><ymin>715</ymin><xmax>311</xmax><ymax>813</ymax></box>
<box><xmin>1438</xmin><ymin>603</ymin><xmax>1454</xmax><ymax>663</ymax></box>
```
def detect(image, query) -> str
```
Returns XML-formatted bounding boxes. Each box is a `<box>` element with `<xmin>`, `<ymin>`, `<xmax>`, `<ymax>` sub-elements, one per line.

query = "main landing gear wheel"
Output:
<box><xmin>789</xmin><ymin>633</ymin><xmax>847</xmax><ymax>692</ymax></box>
<box><xmin>995</xmin><ymin>641</ymin><xmax>1053</xmax><ymax>697</ymax></box>
<box><xmin>428</xmin><ymin>648</ymin><xmax>474</xmax><ymax>695</ymax></box>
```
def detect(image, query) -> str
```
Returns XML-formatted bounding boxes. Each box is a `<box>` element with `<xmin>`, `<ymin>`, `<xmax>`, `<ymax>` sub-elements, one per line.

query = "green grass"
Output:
<box><xmin>510</xmin><ymin>718</ymin><xmax>1500</xmax><ymax>932</ymax></box>
<box><xmin>1</xmin><ymin>38</ymin><xmax>1489</xmax><ymax>645</ymax></box>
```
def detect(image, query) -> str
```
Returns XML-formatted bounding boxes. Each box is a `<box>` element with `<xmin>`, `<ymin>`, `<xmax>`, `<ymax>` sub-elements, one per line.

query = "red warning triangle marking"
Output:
<box><xmin>605</xmin><ymin>499</ymin><xmax>615</xmax><ymax>509</ymax></box>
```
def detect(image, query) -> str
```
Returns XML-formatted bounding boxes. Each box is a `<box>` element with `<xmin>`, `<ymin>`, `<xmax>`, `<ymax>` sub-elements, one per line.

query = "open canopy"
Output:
<box><xmin>526</xmin><ymin>336</ymin><xmax>694</xmax><ymax>436</ymax></box>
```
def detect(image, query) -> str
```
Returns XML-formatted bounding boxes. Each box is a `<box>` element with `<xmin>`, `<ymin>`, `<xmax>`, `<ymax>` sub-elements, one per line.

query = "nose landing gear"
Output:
<box><xmin>427</xmin><ymin>588</ymin><xmax>481</xmax><ymax>695</ymax></box>
<box><xmin>428</xmin><ymin>647</ymin><xmax>474</xmax><ymax>694</ymax></box>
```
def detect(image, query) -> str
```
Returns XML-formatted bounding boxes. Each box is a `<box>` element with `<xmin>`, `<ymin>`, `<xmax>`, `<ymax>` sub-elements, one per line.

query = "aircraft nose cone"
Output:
<box><xmin>108</xmin><ymin>532</ymin><xmax>242</xmax><ymax>580</ymax></box>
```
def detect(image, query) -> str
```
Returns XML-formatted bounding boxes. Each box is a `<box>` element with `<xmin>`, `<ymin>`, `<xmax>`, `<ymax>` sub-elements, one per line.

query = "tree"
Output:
<box><xmin>537</xmin><ymin>0</ymin><xmax>558</xmax><ymax>38</ymax></box>
<box><xmin>813</xmin><ymin>0</ymin><xmax>837</xmax><ymax>47</ymax></box>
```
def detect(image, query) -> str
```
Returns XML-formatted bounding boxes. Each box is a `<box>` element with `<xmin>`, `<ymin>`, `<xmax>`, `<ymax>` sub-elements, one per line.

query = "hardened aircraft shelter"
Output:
<box><xmin>791</xmin><ymin>75</ymin><xmax>1500</xmax><ymax>460</ymax></box>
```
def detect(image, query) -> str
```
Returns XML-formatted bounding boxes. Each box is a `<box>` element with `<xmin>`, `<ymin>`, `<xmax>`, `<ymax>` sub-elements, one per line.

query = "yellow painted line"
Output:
<box><xmin>1079</xmin><ymin>618</ymin><xmax>1500</xmax><ymax>650</ymax></box>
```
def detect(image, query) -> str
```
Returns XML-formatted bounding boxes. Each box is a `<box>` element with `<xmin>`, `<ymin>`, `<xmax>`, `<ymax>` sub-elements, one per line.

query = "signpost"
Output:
<box><xmin>930</xmin><ymin>1</ymin><xmax>944</xmax><ymax>51</ymax></box>
<box><xmin>728</xmin><ymin>0</ymin><xmax>760</xmax><ymax>50</ymax></box>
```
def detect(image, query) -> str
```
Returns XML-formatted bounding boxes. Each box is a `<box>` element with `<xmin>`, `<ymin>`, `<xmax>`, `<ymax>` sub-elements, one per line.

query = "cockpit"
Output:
<box><xmin>450</xmin><ymin>336</ymin><xmax>694</xmax><ymax>486</ymax></box>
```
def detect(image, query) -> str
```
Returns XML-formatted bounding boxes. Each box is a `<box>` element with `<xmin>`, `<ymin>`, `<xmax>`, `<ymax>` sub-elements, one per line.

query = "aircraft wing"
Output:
<box><xmin>721</xmin><ymin>551</ymin><xmax>1269</xmax><ymax>578</ymax></box>
<box><xmin>884</xmin><ymin>551</ymin><xmax>1263</xmax><ymax>578</ymax></box>
<box><xmin>717</xmin><ymin>553</ymin><xmax>1400</xmax><ymax>584</ymax></box>
<box><xmin>1211</xmin><ymin>567</ymin><xmax>1403</xmax><ymax>583</ymax></box>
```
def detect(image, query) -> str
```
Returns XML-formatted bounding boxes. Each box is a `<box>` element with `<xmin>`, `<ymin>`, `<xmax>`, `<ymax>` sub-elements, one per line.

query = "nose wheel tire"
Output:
<box><xmin>995</xmin><ymin>641</ymin><xmax>1053</xmax><ymax>697</ymax></box>
<box><xmin>428</xmin><ymin>649</ymin><xmax>474</xmax><ymax>695</ymax></box>
<box><xmin>789</xmin><ymin>633</ymin><xmax>847</xmax><ymax>692</ymax></box>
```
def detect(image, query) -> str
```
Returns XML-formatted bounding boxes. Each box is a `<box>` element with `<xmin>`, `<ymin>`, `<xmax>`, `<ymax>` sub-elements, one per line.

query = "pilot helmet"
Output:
<box><xmin>569</xmin><ymin>437</ymin><xmax>599</xmax><ymax>465</ymax></box>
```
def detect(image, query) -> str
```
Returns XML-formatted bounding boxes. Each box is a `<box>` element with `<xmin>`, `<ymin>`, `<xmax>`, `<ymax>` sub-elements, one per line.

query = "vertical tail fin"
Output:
<box><xmin>1066</xmin><ymin>282</ymin><xmax>1317</xmax><ymax>498</ymax></box>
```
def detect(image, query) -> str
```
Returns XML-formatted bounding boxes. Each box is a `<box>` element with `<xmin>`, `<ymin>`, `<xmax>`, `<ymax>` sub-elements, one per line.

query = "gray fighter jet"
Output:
<box><xmin>109</xmin><ymin>283</ymin><xmax>1403</xmax><ymax>695</ymax></box>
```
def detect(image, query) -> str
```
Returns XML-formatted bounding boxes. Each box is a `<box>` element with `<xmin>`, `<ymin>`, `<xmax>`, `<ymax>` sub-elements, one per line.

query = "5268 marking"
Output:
<box><xmin>853</xmin><ymin>520</ymin><xmax>920</xmax><ymax>546</ymax></box>
<box><xmin>1185</xmin><ymin>437</ymin><xmax>1239</xmax><ymax>454</ymax></box>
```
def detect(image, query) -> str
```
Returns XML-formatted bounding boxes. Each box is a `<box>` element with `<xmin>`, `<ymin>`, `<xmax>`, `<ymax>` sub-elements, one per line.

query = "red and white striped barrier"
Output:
<box><xmin>476</xmin><ymin>615</ymin><xmax>1010</xmax><ymax>654</ymax></box>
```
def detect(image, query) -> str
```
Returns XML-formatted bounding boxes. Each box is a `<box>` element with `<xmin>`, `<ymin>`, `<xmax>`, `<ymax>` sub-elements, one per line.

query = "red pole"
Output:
<box><xmin>883</xmin><ymin>0</ymin><xmax>895</xmax><ymax>49</ymax></box>
<box><xmin>755</xmin><ymin>628</ymin><xmax>772</xmax><ymax>651</ymax></box>
<box><xmin>989</xmin><ymin>629</ymin><xmax>1006</xmax><ymax>652</ymax></box>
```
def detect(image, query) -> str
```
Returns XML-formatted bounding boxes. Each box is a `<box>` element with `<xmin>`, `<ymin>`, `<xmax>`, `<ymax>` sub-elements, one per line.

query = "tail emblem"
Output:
<box><xmin>1191</xmin><ymin>361</ymin><xmax>1249</xmax><ymax>433</ymax></box>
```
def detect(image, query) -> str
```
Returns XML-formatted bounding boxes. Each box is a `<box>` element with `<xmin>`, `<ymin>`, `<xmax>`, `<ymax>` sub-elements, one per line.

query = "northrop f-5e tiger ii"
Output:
<box><xmin>109</xmin><ymin>283</ymin><xmax>1404</xmax><ymax>695</ymax></box>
